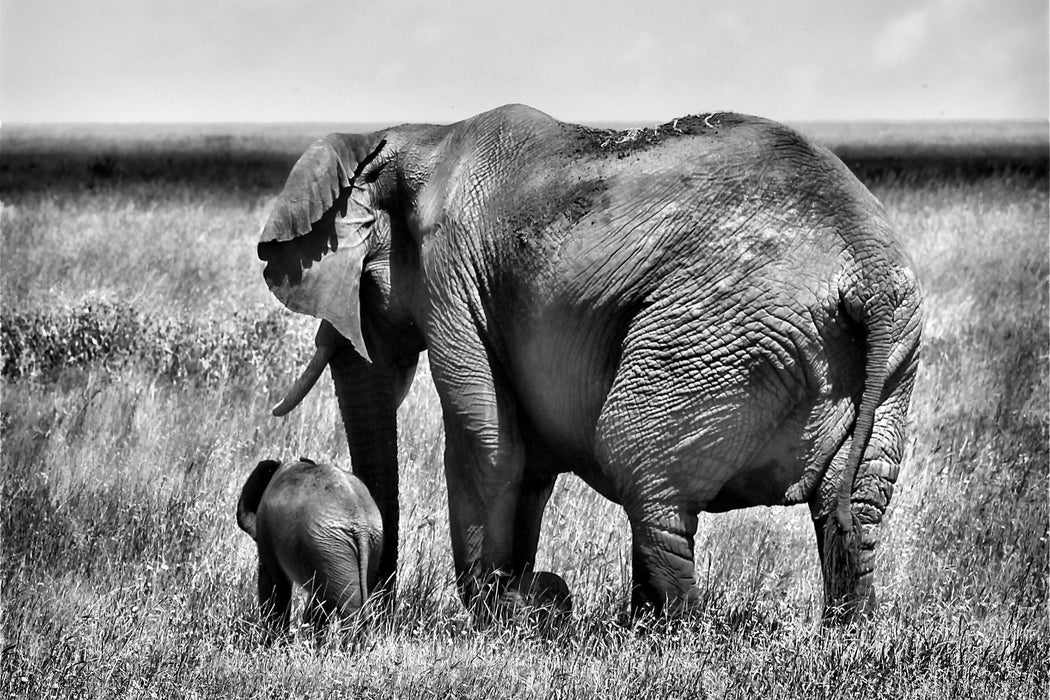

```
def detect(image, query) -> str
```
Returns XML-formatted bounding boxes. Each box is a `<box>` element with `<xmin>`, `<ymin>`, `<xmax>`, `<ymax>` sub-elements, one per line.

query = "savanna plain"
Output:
<box><xmin>1</xmin><ymin>120</ymin><xmax>1047</xmax><ymax>698</ymax></box>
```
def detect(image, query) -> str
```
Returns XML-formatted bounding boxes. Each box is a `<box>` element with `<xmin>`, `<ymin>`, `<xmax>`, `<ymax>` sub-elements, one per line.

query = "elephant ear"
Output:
<box><xmin>257</xmin><ymin>134</ymin><xmax>387</xmax><ymax>362</ymax></box>
<box><xmin>237</xmin><ymin>459</ymin><xmax>283</xmax><ymax>540</ymax></box>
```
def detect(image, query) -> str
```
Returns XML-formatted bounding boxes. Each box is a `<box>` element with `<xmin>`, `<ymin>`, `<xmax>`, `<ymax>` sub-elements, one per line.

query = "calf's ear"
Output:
<box><xmin>237</xmin><ymin>459</ymin><xmax>283</xmax><ymax>540</ymax></box>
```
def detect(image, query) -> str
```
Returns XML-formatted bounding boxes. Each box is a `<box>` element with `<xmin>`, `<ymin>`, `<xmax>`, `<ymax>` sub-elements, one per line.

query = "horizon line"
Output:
<box><xmin>4</xmin><ymin>117</ymin><xmax>1049</xmax><ymax>128</ymax></box>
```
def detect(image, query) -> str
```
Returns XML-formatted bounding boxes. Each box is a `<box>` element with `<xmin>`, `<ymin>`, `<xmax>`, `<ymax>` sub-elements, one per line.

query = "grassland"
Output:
<box><xmin>1</xmin><ymin>122</ymin><xmax>1047</xmax><ymax>698</ymax></box>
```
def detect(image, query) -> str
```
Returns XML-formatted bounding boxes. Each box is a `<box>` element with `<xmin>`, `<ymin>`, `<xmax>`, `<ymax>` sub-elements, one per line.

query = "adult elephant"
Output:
<box><xmin>258</xmin><ymin>104</ymin><xmax>923</xmax><ymax>623</ymax></box>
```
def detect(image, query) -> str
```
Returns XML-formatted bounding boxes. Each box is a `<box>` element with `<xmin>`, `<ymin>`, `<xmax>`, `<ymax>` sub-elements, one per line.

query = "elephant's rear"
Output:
<box><xmin>740</xmin><ymin>122</ymin><xmax>925</xmax><ymax>617</ymax></box>
<box><xmin>814</xmin><ymin>216</ymin><xmax>924</xmax><ymax>619</ymax></box>
<box><xmin>581</xmin><ymin>116</ymin><xmax>924</xmax><ymax>616</ymax></box>
<box><xmin>257</xmin><ymin>463</ymin><xmax>383</xmax><ymax>613</ymax></box>
<box><xmin>746</xmin><ymin>123</ymin><xmax>925</xmax><ymax>617</ymax></box>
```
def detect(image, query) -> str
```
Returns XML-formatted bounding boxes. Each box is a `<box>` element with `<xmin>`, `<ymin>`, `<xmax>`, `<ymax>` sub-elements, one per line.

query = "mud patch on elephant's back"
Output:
<box><xmin>503</xmin><ymin>175</ymin><xmax>609</xmax><ymax>249</ymax></box>
<box><xmin>570</xmin><ymin>112</ymin><xmax>755</xmax><ymax>158</ymax></box>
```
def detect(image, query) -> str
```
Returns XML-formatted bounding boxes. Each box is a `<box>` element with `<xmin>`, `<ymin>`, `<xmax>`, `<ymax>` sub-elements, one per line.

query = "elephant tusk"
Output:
<box><xmin>271</xmin><ymin>342</ymin><xmax>336</xmax><ymax>417</ymax></box>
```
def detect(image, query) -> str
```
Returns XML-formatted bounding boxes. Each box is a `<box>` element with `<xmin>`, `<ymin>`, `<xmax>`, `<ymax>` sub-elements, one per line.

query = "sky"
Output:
<box><xmin>1</xmin><ymin>0</ymin><xmax>1046</xmax><ymax>124</ymax></box>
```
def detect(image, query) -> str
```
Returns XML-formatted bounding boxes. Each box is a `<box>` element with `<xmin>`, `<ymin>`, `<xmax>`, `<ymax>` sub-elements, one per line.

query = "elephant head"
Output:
<box><xmin>257</xmin><ymin>105</ymin><xmax>923</xmax><ymax>625</ymax></box>
<box><xmin>237</xmin><ymin>458</ymin><xmax>384</xmax><ymax>639</ymax></box>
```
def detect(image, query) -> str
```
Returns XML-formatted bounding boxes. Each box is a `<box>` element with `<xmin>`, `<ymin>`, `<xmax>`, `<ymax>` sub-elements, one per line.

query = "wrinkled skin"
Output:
<box><xmin>236</xmin><ymin>458</ymin><xmax>383</xmax><ymax>638</ymax></box>
<box><xmin>257</xmin><ymin>105</ymin><xmax>923</xmax><ymax>622</ymax></box>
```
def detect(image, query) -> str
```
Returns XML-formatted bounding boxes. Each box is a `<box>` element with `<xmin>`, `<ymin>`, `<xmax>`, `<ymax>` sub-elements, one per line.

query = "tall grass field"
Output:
<box><xmin>2</xmin><ymin>120</ymin><xmax>1047</xmax><ymax>698</ymax></box>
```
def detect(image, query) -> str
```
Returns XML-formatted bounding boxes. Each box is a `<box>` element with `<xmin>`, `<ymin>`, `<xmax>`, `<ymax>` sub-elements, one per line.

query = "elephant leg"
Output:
<box><xmin>425</xmin><ymin>297</ymin><xmax>537</xmax><ymax>619</ymax></box>
<box><xmin>500</xmin><ymin>571</ymin><xmax>573</xmax><ymax>629</ymax></box>
<box><xmin>257</xmin><ymin>559</ymin><xmax>291</xmax><ymax>641</ymax></box>
<box><xmin>510</xmin><ymin>469</ymin><xmax>557</xmax><ymax>575</ymax></box>
<box><xmin>299</xmin><ymin>536</ymin><xmax>368</xmax><ymax>642</ymax></box>
<box><xmin>811</xmin><ymin>504</ymin><xmax>871</xmax><ymax>624</ymax></box>
<box><xmin>628</xmin><ymin>507</ymin><xmax>700</xmax><ymax>617</ymax></box>
<box><xmin>323</xmin><ymin>550</ymin><xmax>369</xmax><ymax>619</ymax></box>
<box><xmin>506</xmin><ymin>468</ymin><xmax>573</xmax><ymax>622</ymax></box>
<box><xmin>811</xmin><ymin>361</ymin><xmax>917</xmax><ymax>624</ymax></box>
<box><xmin>303</xmin><ymin>590</ymin><xmax>336</xmax><ymax>643</ymax></box>
<box><xmin>442</xmin><ymin>415</ymin><xmax>526</xmax><ymax>618</ymax></box>
<box><xmin>595</xmin><ymin>300</ymin><xmax>810</xmax><ymax>617</ymax></box>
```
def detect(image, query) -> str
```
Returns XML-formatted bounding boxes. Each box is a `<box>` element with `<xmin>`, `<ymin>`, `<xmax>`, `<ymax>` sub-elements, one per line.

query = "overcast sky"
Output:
<box><xmin>1</xmin><ymin>0</ymin><xmax>1046</xmax><ymax>124</ymax></box>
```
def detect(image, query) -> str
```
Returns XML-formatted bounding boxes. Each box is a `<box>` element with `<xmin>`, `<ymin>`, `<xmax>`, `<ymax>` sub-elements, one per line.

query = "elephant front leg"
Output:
<box><xmin>426</xmin><ymin>290</ymin><xmax>569</xmax><ymax>622</ymax></box>
<box><xmin>628</xmin><ymin>507</ymin><xmax>701</xmax><ymax>618</ymax></box>
<box><xmin>511</xmin><ymin>469</ymin><xmax>557</xmax><ymax>574</ymax></box>
<box><xmin>505</xmin><ymin>470</ymin><xmax>573</xmax><ymax>623</ymax></box>
<box><xmin>443</xmin><ymin>417</ymin><xmax>525</xmax><ymax>620</ymax></box>
<box><xmin>441</xmin><ymin>400</ymin><xmax>573</xmax><ymax>623</ymax></box>
<box><xmin>425</xmin><ymin>288</ymin><xmax>538</xmax><ymax>620</ymax></box>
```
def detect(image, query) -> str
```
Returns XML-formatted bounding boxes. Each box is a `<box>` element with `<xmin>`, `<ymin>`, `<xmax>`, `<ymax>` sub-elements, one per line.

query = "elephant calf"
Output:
<box><xmin>236</xmin><ymin>458</ymin><xmax>383</xmax><ymax>638</ymax></box>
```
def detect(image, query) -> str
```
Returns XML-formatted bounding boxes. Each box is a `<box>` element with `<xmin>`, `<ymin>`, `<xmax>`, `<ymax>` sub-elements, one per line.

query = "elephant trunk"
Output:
<box><xmin>328</xmin><ymin>346</ymin><xmax>400</xmax><ymax>596</ymax></box>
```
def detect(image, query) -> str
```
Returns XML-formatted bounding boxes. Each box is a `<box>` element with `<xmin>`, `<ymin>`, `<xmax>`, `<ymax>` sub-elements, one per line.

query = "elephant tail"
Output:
<box><xmin>835</xmin><ymin>280</ymin><xmax>895</xmax><ymax>534</ymax></box>
<box><xmin>355</xmin><ymin>530</ymin><xmax>373</xmax><ymax>610</ymax></box>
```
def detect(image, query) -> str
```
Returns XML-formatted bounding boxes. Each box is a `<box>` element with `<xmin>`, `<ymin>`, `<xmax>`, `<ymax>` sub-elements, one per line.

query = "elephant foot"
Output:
<box><xmin>508</xmin><ymin>571</ymin><xmax>571</xmax><ymax>610</ymax></box>
<box><xmin>469</xmin><ymin>570</ymin><xmax>572</xmax><ymax>629</ymax></box>
<box><xmin>817</xmin><ymin>514</ymin><xmax>876</xmax><ymax>626</ymax></box>
<box><xmin>502</xmin><ymin>571</ymin><xmax>573</xmax><ymax>631</ymax></box>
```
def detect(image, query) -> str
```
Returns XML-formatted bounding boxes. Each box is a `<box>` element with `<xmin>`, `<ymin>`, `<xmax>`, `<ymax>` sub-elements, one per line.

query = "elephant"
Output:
<box><xmin>236</xmin><ymin>458</ymin><xmax>384</xmax><ymax>638</ymax></box>
<box><xmin>256</xmin><ymin>104</ymin><xmax>924</xmax><ymax>623</ymax></box>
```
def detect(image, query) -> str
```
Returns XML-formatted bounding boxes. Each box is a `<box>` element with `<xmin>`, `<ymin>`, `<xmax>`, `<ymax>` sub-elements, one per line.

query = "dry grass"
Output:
<box><xmin>1</xmin><ymin>128</ymin><xmax>1047</xmax><ymax>698</ymax></box>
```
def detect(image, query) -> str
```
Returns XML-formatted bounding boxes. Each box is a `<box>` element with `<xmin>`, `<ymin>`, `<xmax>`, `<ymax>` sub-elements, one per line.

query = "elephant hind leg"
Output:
<box><xmin>811</xmin><ymin>438</ymin><xmax>880</xmax><ymax>623</ymax></box>
<box><xmin>302</xmin><ymin>543</ymin><xmax>367</xmax><ymax>642</ymax></box>
<box><xmin>257</xmin><ymin>559</ymin><xmax>292</xmax><ymax>643</ymax></box>
<box><xmin>812</xmin><ymin>510</ymin><xmax>875</xmax><ymax>624</ymax></box>
<box><xmin>303</xmin><ymin>589</ymin><xmax>337</xmax><ymax>643</ymax></box>
<box><xmin>811</xmin><ymin>366</ymin><xmax>916</xmax><ymax>623</ymax></box>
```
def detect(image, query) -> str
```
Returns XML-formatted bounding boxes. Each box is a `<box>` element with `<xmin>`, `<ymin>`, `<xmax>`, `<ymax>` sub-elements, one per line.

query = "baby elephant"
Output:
<box><xmin>237</xmin><ymin>458</ymin><xmax>383</xmax><ymax>639</ymax></box>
